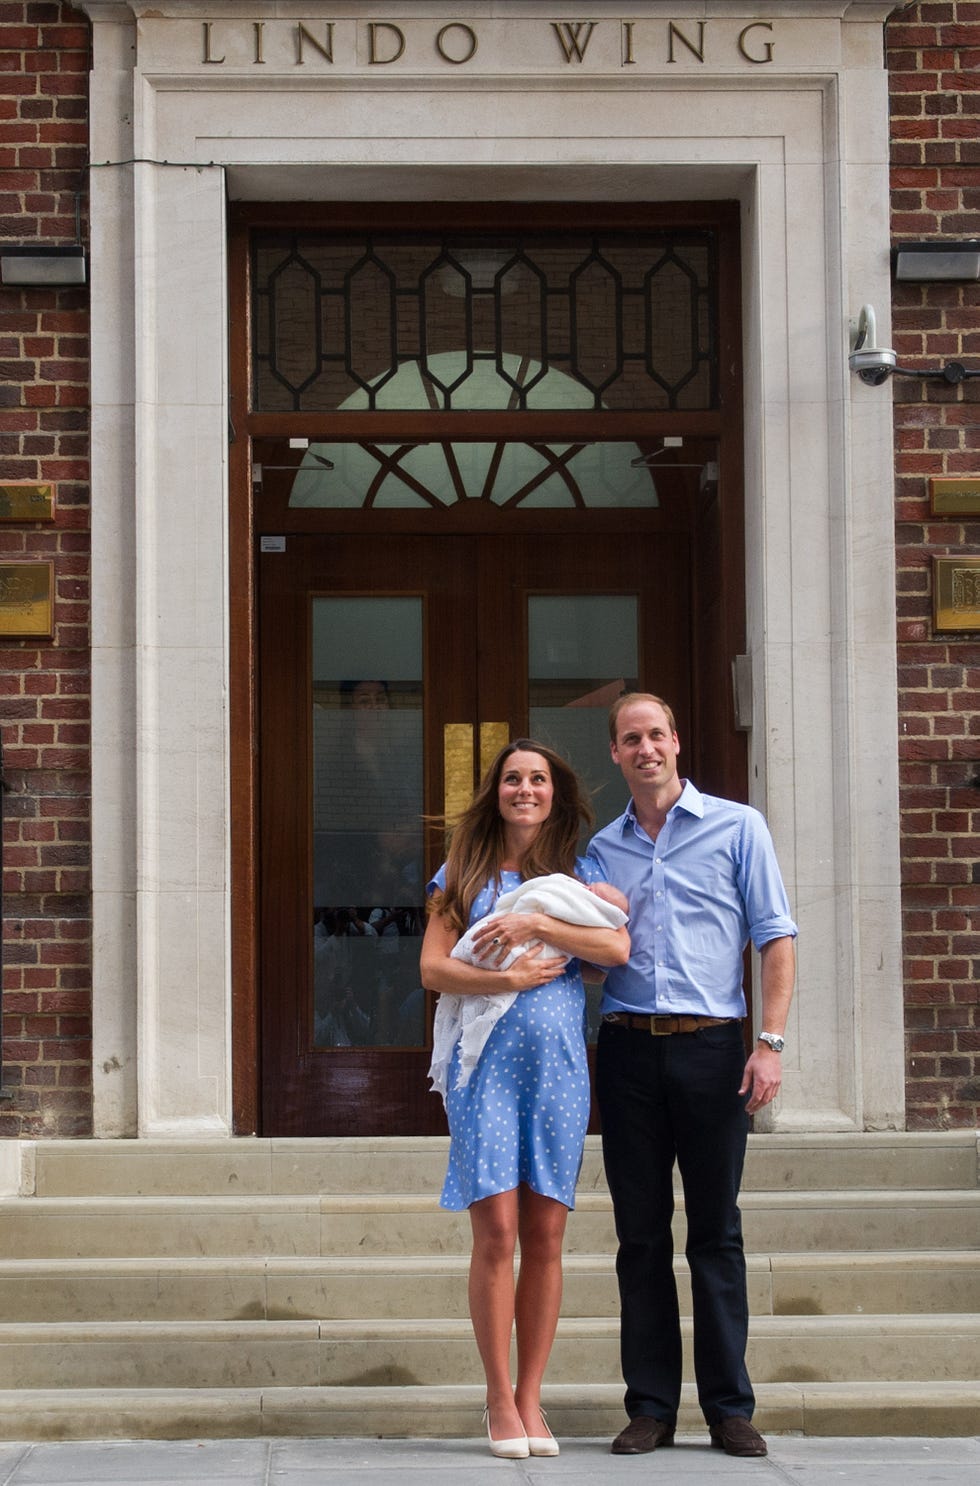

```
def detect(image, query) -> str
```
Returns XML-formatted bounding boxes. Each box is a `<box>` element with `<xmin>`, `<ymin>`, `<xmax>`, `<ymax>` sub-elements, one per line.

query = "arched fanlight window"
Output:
<box><xmin>287</xmin><ymin>354</ymin><xmax>661</xmax><ymax>509</ymax></box>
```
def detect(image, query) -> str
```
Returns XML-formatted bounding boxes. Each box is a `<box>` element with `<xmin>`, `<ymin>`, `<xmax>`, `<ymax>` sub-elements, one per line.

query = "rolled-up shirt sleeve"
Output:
<box><xmin>737</xmin><ymin>809</ymin><xmax>798</xmax><ymax>950</ymax></box>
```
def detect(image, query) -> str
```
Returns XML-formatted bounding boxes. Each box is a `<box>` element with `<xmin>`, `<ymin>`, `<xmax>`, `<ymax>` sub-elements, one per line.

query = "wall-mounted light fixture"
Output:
<box><xmin>892</xmin><ymin>240</ymin><xmax>980</xmax><ymax>282</ymax></box>
<box><xmin>849</xmin><ymin>302</ymin><xmax>980</xmax><ymax>387</ymax></box>
<box><xmin>0</xmin><ymin>245</ymin><xmax>87</xmax><ymax>287</ymax></box>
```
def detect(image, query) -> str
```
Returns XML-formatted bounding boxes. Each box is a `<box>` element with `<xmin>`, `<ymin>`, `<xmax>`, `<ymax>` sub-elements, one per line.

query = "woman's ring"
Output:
<box><xmin>491</xmin><ymin>937</ymin><xmax>500</xmax><ymax>945</ymax></box>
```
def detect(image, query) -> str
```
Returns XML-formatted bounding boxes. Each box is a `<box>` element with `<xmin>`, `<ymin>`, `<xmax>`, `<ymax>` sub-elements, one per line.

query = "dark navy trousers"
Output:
<box><xmin>595</xmin><ymin>1018</ymin><xmax>754</xmax><ymax>1426</ymax></box>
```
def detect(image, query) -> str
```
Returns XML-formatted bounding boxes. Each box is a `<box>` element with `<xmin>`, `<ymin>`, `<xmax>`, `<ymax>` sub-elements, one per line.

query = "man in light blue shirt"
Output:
<box><xmin>587</xmin><ymin>694</ymin><xmax>797</xmax><ymax>1460</ymax></box>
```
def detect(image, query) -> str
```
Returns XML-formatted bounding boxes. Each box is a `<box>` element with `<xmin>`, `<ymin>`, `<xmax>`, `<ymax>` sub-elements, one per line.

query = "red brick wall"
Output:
<box><xmin>0</xmin><ymin>1</ymin><xmax>92</xmax><ymax>1135</ymax></box>
<box><xmin>887</xmin><ymin>1</ymin><xmax>980</xmax><ymax>1128</ymax></box>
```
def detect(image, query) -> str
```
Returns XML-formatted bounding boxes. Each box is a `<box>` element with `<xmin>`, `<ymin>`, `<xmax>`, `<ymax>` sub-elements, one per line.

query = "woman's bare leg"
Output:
<box><xmin>468</xmin><ymin>1189</ymin><xmax>524</xmax><ymax>1440</ymax></box>
<box><xmin>514</xmin><ymin>1185</ymin><xmax>568</xmax><ymax>1438</ymax></box>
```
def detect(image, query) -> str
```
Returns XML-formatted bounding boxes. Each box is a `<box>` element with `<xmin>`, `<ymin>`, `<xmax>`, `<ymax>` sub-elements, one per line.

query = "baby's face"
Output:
<box><xmin>587</xmin><ymin>881</ymin><xmax>629</xmax><ymax>914</ymax></box>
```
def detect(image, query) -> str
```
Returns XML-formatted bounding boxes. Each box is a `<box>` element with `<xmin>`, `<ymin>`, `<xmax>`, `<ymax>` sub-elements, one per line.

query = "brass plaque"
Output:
<box><xmin>929</xmin><ymin>478</ymin><xmax>980</xmax><ymax>518</ymax></box>
<box><xmin>0</xmin><ymin>482</ymin><xmax>55</xmax><ymax>522</ymax></box>
<box><xmin>933</xmin><ymin>556</ymin><xmax>980</xmax><ymax>632</ymax></box>
<box><xmin>0</xmin><ymin>561</ymin><xmax>54</xmax><ymax>637</ymax></box>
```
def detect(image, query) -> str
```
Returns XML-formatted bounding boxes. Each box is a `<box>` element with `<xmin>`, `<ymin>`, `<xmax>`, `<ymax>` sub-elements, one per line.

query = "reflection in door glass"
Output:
<box><xmin>527</xmin><ymin>594</ymin><xmax>639</xmax><ymax>1040</ymax></box>
<box><xmin>311</xmin><ymin>598</ymin><xmax>425</xmax><ymax>1050</ymax></box>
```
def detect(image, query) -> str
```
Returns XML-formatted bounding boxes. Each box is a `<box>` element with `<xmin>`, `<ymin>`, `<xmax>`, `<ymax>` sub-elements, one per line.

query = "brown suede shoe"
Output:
<box><xmin>709</xmin><ymin>1417</ymin><xmax>768</xmax><ymax>1456</ymax></box>
<box><xmin>611</xmin><ymin>1417</ymin><xmax>676</xmax><ymax>1454</ymax></box>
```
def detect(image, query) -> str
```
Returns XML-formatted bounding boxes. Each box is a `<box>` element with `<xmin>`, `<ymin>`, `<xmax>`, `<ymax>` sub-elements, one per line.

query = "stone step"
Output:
<box><xmin>1</xmin><ymin>1134</ymin><xmax>977</xmax><ymax>1445</ymax></box>
<box><xmin>0</xmin><ymin>1314</ymin><xmax>977</xmax><ymax>1390</ymax></box>
<box><xmin>766</xmin><ymin>1251</ymin><xmax>980</xmax><ymax>1317</ymax></box>
<box><xmin>0</xmin><ymin>1380</ymin><xmax>977</xmax><ymax>1441</ymax></box>
<box><xmin>0</xmin><ymin>1251</ymin><xmax>976</xmax><ymax>1323</ymax></box>
<box><xmin>22</xmin><ymin>1132</ymin><xmax>979</xmax><ymax>1197</ymax></box>
<box><xmin>2</xmin><ymin>1189</ymin><xmax>978</xmax><ymax>1259</ymax></box>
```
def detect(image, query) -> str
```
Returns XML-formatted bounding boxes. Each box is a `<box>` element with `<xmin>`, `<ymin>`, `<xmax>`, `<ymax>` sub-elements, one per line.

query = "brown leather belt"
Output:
<box><xmin>602</xmin><ymin>1013</ymin><xmax>738</xmax><ymax>1036</ymax></box>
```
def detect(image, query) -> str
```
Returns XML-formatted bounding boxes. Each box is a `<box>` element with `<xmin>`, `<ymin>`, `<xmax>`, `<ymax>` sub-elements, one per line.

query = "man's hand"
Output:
<box><xmin>742</xmin><ymin>935</ymin><xmax>795</xmax><ymax>1113</ymax></box>
<box><xmin>739</xmin><ymin>1044</ymin><xmax>782</xmax><ymax>1114</ymax></box>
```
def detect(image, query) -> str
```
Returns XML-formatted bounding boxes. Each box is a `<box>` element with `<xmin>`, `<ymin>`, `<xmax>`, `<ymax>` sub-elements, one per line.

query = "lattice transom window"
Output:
<box><xmin>251</xmin><ymin>231</ymin><xmax>718</xmax><ymax>414</ymax></box>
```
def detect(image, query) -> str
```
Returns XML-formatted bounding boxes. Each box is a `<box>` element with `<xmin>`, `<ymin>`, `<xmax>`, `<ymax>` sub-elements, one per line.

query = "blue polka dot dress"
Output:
<box><xmin>430</xmin><ymin>857</ymin><xmax>605</xmax><ymax>1212</ymax></box>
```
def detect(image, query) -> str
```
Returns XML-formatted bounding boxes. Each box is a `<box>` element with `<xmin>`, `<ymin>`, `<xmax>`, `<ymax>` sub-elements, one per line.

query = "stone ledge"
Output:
<box><xmin>21</xmin><ymin>1131</ymin><xmax>980</xmax><ymax>1198</ymax></box>
<box><xmin>0</xmin><ymin>1380</ymin><xmax>978</xmax><ymax>1442</ymax></box>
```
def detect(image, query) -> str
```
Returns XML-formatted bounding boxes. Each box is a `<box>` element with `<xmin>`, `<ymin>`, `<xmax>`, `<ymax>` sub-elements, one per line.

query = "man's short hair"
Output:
<box><xmin>608</xmin><ymin>692</ymin><xmax>678</xmax><ymax>743</ymax></box>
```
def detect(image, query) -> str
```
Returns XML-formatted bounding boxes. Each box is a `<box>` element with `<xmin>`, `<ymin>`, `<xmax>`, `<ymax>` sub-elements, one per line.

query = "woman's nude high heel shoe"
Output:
<box><xmin>524</xmin><ymin>1409</ymin><xmax>560</xmax><ymax>1457</ymax></box>
<box><xmin>484</xmin><ymin>1407</ymin><xmax>530</xmax><ymax>1459</ymax></box>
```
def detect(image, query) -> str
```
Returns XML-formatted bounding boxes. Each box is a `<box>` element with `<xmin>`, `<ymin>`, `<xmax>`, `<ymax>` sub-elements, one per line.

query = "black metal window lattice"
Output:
<box><xmin>251</xmin><ymin>231</ymin><xmax>718</xmax><ymax>414</ymax></box>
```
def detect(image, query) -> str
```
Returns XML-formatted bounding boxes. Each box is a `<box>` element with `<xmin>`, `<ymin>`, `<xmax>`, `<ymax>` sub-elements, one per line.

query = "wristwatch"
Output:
<box><xmin>757</xmin><ymin>1031</ymin><xmax>785</xmax><ymax>1053</ymax></box>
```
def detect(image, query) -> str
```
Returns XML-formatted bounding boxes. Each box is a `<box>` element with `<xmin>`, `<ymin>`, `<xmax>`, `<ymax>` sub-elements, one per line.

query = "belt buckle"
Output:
<box><xmin>649</xmin><ymin>1017</ymin><xmax>674</xmax><ymax>1036</ymax></box>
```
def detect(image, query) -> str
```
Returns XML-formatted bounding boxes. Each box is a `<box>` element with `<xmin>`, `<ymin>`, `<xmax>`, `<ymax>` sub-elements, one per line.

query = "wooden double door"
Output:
<box><xmin>258</xmin><ymin>527</ymin><xmax>694</xmax><ymax>1135</ymax></box>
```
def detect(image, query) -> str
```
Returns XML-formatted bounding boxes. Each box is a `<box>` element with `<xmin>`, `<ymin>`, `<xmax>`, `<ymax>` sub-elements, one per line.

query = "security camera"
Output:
<box><xmin>850</xmin><ymin>349</ymin><xmax>897</xmax><ymax>386</ymax></box>
<box><xmin>848</xmin><ymin>304</ymin><xmax>896</xmax><ymax>386</ymax></box>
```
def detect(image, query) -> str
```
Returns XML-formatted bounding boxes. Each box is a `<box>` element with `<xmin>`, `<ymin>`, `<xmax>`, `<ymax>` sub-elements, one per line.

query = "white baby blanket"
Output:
<box><xmin>428</xmin><ymin>873</ymin><xmax>627</xmax><ymax>1105</ymax></box>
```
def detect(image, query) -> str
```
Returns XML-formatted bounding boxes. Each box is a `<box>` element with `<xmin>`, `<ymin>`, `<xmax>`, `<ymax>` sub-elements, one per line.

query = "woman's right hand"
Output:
<box><xmin>420</xmin><ymin>895</ymin><xmax>566</xmax><ymax>997</ymax></box>
<box><xmin>499</xmin><ymin>942</ymin><xmax>568</xmax><ymax>992</ymax></box>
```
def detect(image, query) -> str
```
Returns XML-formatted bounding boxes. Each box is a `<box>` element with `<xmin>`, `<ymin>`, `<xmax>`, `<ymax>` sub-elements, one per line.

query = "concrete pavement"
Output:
<box><xmin>0</xmin><ymin>1435</ymin><xmax>978</xmax><ymax>1485</ymax></box>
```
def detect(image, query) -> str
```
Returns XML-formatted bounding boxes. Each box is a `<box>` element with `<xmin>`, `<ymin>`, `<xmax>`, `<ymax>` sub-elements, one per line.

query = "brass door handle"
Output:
<box><xmin>480</xmin><ymin>721</ymin><xmax>509</xmax><ymax>776</ymax></box>
<box><xmin>444</xmin><ymin>722</ymin><xmax>510</xmax><ymax>819</ymax></box>
<box><xmin>443</xmin><ymin>723</ymin><xmax>474</xmax><ymax>823</ymax></box>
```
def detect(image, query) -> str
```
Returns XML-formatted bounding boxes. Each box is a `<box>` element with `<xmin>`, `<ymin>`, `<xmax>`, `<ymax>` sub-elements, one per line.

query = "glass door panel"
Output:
<box><xmin>528</xmin><ymin>594</ymin><xmax>639</xmax><ymax>837</ymax></box>
<box><xmin>259</xmin><ymin>533</ymin><xmax>477</xmax><ymax>1135</ymax></box>
<box><xmin>527</xmin><ymin>593</ymin><xmax>641</xmax><ymax>1043</ymax></box>
<box><xmin>311</xmin><ymin>597</ymin><xmax>425</xmax><ymax>1049</ymax></box>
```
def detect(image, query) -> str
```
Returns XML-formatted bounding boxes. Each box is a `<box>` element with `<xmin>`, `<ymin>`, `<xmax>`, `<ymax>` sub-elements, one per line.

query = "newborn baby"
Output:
<box><xmin>429</xmin><ymin>873</ymin><xmax>629</xmax><ymax>1102</ymax></box>
<box><xmin>451</xmin><ymin>874</ymin><xmax>628</xmax><ymax>969</ymax></box>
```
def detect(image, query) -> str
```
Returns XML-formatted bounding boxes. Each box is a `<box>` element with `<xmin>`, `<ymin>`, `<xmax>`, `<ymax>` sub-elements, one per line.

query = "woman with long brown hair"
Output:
<box><xmin>421</xmin><ymin>739</ymin><xmax>629</xmax><ymax>1458</ymax></box>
